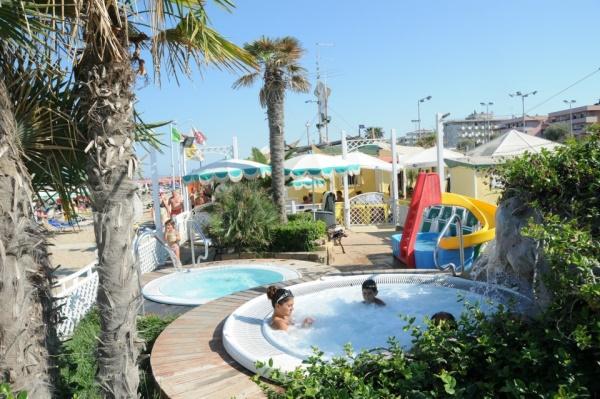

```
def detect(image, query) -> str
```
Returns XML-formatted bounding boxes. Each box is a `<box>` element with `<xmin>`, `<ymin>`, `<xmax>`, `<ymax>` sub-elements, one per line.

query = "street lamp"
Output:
<box><xmin>563</xmin><ymin>99</ymin><xmax>576</xmax><ymax>136</ymax></box>
<box><xmin>417</xmin><ymin>95</ymin><xmax>432</xmax><ymax>137</ymax></box>
<box><xmin>305</xmin><ymin>121</ymin><xmax>311</xmax><ymax>146</ymax></box>
<box><xmin>479</xmin><ymin>101</ymin><xmax>494</xmax><ymax>140</ymax></box>
<box><xmin>509</xmin><ymin>90</ymin><xmax>537</xmax><ymax>133</ymax></box>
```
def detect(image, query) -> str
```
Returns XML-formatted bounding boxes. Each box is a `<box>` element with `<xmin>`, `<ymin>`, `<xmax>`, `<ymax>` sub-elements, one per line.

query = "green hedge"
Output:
<box><xmin>270</xmin><ymin>218</ymin><xmax>326</xmax><ymax>252</ymax></box>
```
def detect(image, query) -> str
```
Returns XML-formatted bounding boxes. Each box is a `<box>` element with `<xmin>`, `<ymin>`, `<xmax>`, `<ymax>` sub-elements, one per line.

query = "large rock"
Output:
<box><xmin>470</xmin><ymin>196</ymin><xmax>551</xmax><ymax>310</ymax></box>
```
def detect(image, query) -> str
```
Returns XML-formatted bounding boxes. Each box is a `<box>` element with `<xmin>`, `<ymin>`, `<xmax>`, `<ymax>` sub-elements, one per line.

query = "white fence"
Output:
<box><xmin>54</xmin><ymin>229</ymin><xmax>169</xmax><ymax>338</ymax></box>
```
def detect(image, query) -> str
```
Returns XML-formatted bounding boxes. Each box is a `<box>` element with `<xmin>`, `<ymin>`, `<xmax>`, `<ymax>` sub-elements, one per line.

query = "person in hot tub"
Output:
<box><xmin>362</xmin><ymin>279</ymin><xmax>386</xmax><ymax>306</ymax></box>
<box><xmin>267</xmin><ymin>286</ymin><xmax>314</xmax><ymax>331</ymax></box>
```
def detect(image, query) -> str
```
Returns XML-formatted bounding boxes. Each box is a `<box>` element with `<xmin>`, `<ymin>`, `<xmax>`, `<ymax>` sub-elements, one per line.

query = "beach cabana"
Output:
<box><xmin>466</xmin><ymin>129</ymin><xmax>561</xmax><ymax>158</ymax></box>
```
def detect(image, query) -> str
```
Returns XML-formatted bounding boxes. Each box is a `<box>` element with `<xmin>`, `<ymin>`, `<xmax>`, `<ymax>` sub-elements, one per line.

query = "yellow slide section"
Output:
<box><xmin>438</xmin><ymin>192</ymin><xmax>497</xmax><ymax>250</ymax></box>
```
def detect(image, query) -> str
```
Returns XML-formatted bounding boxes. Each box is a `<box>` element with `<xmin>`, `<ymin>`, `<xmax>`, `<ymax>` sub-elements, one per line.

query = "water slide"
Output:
<box><xmin>395</xmin><ymin>173</ymin><xmax>496</xmax><ymax>268</ymax></box>
<box><xmin>439</xmin><ymin>192</ymin><xmax>496</xmax><ymax>250</ymax></box>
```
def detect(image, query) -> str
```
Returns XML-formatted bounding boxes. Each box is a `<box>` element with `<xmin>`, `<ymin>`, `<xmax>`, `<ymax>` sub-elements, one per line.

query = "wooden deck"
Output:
<box><xmin>150</xmin><ymin>259</ymin><xmax>333</xmax><ymax>398</ymax></box>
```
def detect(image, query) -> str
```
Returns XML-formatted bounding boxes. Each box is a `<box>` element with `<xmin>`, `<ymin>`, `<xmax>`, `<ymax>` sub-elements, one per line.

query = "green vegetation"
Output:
<box><xmin>254</xmin><ymin>133</ymin><xmax>600</xmax><ymax>397</ymax></box>
<box><xmin>415</xmin><ymin>133</ymin><xmax>437</xmax><ymax>148</ymax></box>
<box><xmin>543</xmin><ymin>123</ymin><xmax>570</xmax><ymax>142</ymax></box>
<box><xmin>209</xmin><ymin>183</ymin><xmax>327</xmax><ymax>254</ymax></box>
<box><xmin>208</xmin><ymin>182</ymin><xmax>279</xmax><ymax>253</ymax></box>
<box><xmin>57</xmin><ymin>310</ymin><xmax>175</xmax><ymax>398</ymax></box>
<box><xmin>271</xmin><ymin>217</ymin><xmax>326</xmax><ymax>252</ymax></box>
<box><xmin>0</xmin><ymin>383</ymin><xmax>27</xmax><ymax>399</ymax></box>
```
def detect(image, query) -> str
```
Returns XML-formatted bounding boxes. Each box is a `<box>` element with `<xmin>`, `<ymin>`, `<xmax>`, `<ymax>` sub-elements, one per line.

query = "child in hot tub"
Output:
<box><xmin>362</xmin><ymin>279</ymin><xmax>386</xmax><ymax>306</ymax></box>
<box><xmin>267</xmin><ymin>286</ymin><xmax>314</xmax><ymax>331</ymax></box>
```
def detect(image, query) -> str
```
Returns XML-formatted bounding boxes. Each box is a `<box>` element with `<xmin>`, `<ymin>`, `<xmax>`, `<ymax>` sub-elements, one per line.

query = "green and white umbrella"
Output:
<box><xmin>284</xmin><ymin>153</ymin><xmax>360</xmax><ymax>180</ymax></box>
<box><xmin>182</xmin><ymin>159</ymin><xmax>271</xmax><ymax>184</ymax></box>
<box><xmin>287</xmin><ymin>177</ymin><xmax>326</xmax><ymax>190</ymax></box>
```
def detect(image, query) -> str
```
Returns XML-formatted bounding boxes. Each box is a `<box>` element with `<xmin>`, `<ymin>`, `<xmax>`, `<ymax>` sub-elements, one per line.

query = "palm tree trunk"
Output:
<box><xmin>76</xmin><ymin>13</ymin><xmax>141</xmax><ymax>397</ymax></box>
<box><xmin>0</xmin><ymin>79</ymin><xmax>56</xmax><ymax>397</ymax></box>
<box><xmin>266</xmin><ymin>82</ymin><xmax>287</xmax><ymax>223</ymax></box>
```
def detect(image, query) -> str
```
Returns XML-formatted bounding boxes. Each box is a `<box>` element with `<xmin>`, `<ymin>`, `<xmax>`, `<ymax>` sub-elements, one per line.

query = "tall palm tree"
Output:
<box><xmin>233</xmin><ymin>36</ymin><xmax>310</xmax><ymax>222</ymax></box>
<box><xmin>72</xmin><ymin>2</ymin><xmax>253</xmax><ymax>396</ymax></box>
<box><xmin>0</xmin><ymin>3</ymin><xmax>75</xmax><ymax>396</ymax></box>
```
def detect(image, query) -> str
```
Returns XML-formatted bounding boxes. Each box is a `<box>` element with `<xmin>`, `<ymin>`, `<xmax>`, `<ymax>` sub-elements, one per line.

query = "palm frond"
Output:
<box><xmin>232</xmin><ymin>72</ymin><xmax>259</xmax><ymax>89</ymax></box>
<box><xmin>288</xmin><ymin>74</ymin><xmax>310</xmax><ymax>93</ymax></box>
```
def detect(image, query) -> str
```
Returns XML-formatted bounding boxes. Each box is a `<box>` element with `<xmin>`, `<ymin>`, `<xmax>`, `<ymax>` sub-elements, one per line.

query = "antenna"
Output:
<box><xmin>314</xmin><ymin>43</ymin><xmax>334</xmax><ymax>143</ymax></box>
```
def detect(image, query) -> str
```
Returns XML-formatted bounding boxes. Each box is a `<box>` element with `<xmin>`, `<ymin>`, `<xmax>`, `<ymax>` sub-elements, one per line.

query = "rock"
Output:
<box><xmin>469</xmin><ymin>196</ymin><xmax>551</xmax><ymax>311</ymax></box>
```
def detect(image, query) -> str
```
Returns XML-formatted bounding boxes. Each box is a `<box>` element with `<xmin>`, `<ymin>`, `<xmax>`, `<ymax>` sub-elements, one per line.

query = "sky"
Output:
<box><xmin>135</xmin><ymin>0</ymin><xmax>600</xmax><ymax>177</ymax></box>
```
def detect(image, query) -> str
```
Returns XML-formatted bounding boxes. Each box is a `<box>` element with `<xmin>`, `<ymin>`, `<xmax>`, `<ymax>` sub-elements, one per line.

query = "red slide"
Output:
<box><xmin>398</xmin><ymin>172</ymin><xmax>441</xmax><ymax>268</ymax></box>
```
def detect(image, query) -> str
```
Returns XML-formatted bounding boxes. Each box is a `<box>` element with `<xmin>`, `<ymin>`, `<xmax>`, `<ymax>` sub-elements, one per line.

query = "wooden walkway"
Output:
<box><xmin>150</xmin><ymin>259</ymin><xmax>332</xmax><ymax>398</ymax></box>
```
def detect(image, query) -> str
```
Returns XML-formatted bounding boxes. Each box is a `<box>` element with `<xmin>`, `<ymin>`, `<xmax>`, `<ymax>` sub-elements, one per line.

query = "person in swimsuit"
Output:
<box><xmin>164</xmin><ymin>219</ymin><xmax>180</xmax><ymax>259</ymax></box>
<box><xmin>168</xmin><ymin>190</ymin><xmax>183</xmax><ymax>217</ymax></box>
<box><xmin>267</xmin><ymin>286</ymin><xmax>314</xmax><ymax>331</ymax></box>
<box><xmin>362</xmin><ymin>279</ymin><xmax>386</xmax><ymax>306</ymax></box>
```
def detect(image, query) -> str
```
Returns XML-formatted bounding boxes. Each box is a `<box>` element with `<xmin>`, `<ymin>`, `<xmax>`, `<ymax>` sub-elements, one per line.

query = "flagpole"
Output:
<box><xmin>170</xmin><ymin>123</ymin><xmax>175</xmax><ymax>190</ymax></box>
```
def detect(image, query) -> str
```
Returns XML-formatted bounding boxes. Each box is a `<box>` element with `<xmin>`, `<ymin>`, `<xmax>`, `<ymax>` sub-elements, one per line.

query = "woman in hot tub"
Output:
<box><xmin>267</xmin><ymin>286</ymin><xmax>314</xmax><ymax>331</ymax></box>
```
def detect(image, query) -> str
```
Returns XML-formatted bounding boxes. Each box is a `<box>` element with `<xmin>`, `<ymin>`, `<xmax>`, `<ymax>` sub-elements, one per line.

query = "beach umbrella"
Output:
<box><xmin>335</xmin><ymin>152</ymin><xmax>393</xmax><ymax>171</ymax></box>
<box><xmin>182</xmin><ymin>159</ymin><xmax>271</xmax><ymax>185</ymax></box>
<box><xmin>286</xmin><ymin>177</ymin><xmax>326</xmax><ymax>190</ymax></box>
<box><xmin>284</xmin><ymin>153</ymin><xmax>360</xmax><ymax>180</ymax></box>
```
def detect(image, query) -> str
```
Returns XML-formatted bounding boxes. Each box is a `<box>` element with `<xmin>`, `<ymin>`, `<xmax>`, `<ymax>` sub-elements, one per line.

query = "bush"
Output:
<box><xmin>57</xmin><ymin>310</ymin><xmax>175</xmax><ymax>399</ymax></box>
<box><xmin>207</xmin><ymin>182</ymin><xmax>278</xmax><ymax>253</ymax></box>
<box><xmin>270</xmin><ymin>218</ymin><xmax>326</xmax><ymax>252</ymax></box>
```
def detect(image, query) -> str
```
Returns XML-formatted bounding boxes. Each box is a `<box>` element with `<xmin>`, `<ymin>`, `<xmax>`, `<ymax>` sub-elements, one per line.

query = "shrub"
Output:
<box><xmin>0</xmin><ymin>383</ymin><xmax>27</xmax><ymax>399</ymax></box>
<box><xmin>57</xmin><ymin>310</ymin><xmax>175</xmax><ymax>398</ymax></box>
<box><xmin>207</xmin><ymin>182</ymin><xmax>278</xmax><ymax>253</ymax></box>
<box><xmin>270</xmin><ymin>218</ymin><xmax>326</xmax><ymax>252</ymax></box>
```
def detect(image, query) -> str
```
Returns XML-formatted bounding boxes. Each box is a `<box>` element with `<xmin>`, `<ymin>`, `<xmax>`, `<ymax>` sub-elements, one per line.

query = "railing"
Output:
<box><xmin>54</xmin><ymin>262</ymin><xmax>98</xmax><ymax>338</ymax></box>
<box><xmin>133</xmin><ymin>228</ymin><xmax>182</xmax><ymax>272</ymax></box>
<box><xmin>433</xmin><ymin>212</ymin><xmax>466</xmax><ymax>277</ymax></box>
<box><xmin>187</xmin><ymin>218</ymin><xmax>210</xmax><ymax>265</ymax></box>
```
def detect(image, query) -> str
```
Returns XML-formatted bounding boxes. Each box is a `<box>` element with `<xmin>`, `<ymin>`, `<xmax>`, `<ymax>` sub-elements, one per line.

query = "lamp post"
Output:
<box><xmin>305</xmin><ymin>121</ymin><xmax>310</xmax><ymax>146</ymax></box>
<box><xmin>563</xmin><ymin>99</ymin><xmax>576</xmax><ymax>136</ymax></box>
<box><xmin>479</xmin><ymin>101</ymin><xmax>494</xmax><ymax>141</ymax></box>
<box><xmin>509</xmin><ymin>90</ymin><xmax>537</xmax><ymax>133</ymax></box>
<box><xmin>417</xmin><ymin>95</ymin><xmax>432</xmax><ymax>137</ymax></box>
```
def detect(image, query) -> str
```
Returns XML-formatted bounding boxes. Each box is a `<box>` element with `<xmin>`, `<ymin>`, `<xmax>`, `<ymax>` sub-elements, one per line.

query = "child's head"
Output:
<box><xmin>431</xmin><ymin>311</ymin><xmax>456</xmax><ymax>328</ymax></box>
<box><xmin>267</xmin><ymin>286</ymin><xmax>294</xmax><ymax>317</ymax></box>
<box><xmin>362</xmin><ymin>279</ymin><xmax>378</xmax><ymax>303</ymax></box>
<box><xmin>165</xmin><ymin>219</ymin><xmax>175</xmax><ymax>230</ymax></box>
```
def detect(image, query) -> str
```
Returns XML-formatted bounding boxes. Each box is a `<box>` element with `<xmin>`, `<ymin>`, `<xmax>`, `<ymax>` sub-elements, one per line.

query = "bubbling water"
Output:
<box><xmin>264</xmin><ymin>284</ymin><xmax>496</xmax><ymax>359</ymax></box>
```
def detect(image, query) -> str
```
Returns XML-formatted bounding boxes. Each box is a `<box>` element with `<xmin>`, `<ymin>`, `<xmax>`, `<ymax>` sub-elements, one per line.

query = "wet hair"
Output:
<box><xmin>431</xmin><ymin>312</ymin><xmax>456</xmax><ymax>326</ymax></box>
<box><xmin>267</xmin><ymin>286</ymin><xmax>294</xmax><ymax>308</ymax></box>
<box><xmin>362</xmin><ymin>279</ymin><xmax>378</xmax><ymax>292</ymax></box>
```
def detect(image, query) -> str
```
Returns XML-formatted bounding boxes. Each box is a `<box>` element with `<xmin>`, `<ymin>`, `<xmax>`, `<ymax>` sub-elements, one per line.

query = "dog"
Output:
<box><xmin>327</xmin><ymin>225</ymin><xmax>348</xmax><ymax>254</ymax></box>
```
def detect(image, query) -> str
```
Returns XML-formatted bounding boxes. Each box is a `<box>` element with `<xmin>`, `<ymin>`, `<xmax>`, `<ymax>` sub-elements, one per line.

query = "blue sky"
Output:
<box><xmin>136</xmin><ymin>0</ymin><xmax>600</xmax><ymax>176</ymax></box>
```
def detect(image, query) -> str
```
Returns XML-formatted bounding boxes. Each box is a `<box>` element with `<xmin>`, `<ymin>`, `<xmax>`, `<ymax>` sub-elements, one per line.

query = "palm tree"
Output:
<box><xmin>233</xmin><ymin>36</ymin><xmax>310</xmax><ymax>222</ymax></box>
<box><xmin>72</xmin><ymin>2</ymin><xmax>253</xmax><ymax>396</ymax></box>
<box><xmin>0</xmin><ymin>3</ymin><xmax>74</xmax><ymax>396</ymax></box>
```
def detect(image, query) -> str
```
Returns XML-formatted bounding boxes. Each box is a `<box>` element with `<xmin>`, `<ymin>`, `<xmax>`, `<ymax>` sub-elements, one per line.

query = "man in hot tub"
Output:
<box><xmin>267</xmin><ymin>286</ymin><xmax>314</xmax><ymax>331</ymax></box>
<box><xmin>362</xmin><ymin>279</ymin><xmax>386</xmax><ymax>306</ymax></box>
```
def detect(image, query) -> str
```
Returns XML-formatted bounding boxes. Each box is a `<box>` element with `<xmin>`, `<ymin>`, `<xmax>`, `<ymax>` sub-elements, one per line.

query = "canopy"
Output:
<box><xmin>398</xmin><ymin>146</ymin><xmax>464</xmax><ymax>168</ymax></box>
<box><xmin>284</xmin><ymin>153</ymin><xmax>360</xmax><ymax>180</ymax></box>
<box><xmin>286</xmin><ymin>177</ymin><xmax>326</xmax><ymax>190</ymax></box>
<box><xmin>335</xmin><ymin>152</ymin><xmax>392</xmax><ymax>171</ymax></box>
<box><xmin>182</xmin><ymin>159</ymin><xmax>271</xmax><ymax>184</ymax></box>
<box><xmin>467</xmin><ymin>129</ymin><xmax>562</xmax><ymax>158</ymax></box>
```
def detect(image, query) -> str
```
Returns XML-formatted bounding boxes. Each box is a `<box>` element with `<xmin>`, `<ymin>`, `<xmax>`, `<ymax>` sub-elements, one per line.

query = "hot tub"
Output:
<box><xmin>223</xmin><ymin>274</ymin><xmax>532</xmax><ymax>375</ymax></box>
<box><xmin>142</xmin><ymin>263</ymin><xmax>301</xmax><ymax>305</ymax></box>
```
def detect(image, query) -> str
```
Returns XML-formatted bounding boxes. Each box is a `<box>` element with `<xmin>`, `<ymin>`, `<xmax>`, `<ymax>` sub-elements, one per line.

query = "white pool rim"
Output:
<box><xmin>222</xmin><ymin>273</ymin><xmax>533</xmax><ymax>375</ymax></box>
<box><xmin>142</xmin><ymin>263</ymin><xmax>301</xmax><ymax>305</ymax></box>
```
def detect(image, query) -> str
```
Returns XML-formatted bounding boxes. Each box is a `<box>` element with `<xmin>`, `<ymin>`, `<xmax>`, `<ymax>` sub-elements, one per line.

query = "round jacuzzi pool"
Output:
<box><xmin>223</xmin><ymin>274</ymin><xmax>533</xmax><ymax>374</ymax></box>
<box><xmin>142</xmin><ymin>263</ymin><xmax>301</xmax><ymax>305</ymax></box>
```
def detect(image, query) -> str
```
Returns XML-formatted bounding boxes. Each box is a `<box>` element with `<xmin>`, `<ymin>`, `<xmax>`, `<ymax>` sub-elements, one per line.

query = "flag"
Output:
<box><xmin>171</xmin><ymin>126</ymin><xmax>182</xmax><ymax>143</ymax></box>
<box><xmin>185</xmin><ymin>144</ymin><xmax>197</xmax><ymax>159</ymax></box>
<box><xmin>193</xmin><ymin>128</ymin><xmax>206</xmax><ymax>145</ymax></box>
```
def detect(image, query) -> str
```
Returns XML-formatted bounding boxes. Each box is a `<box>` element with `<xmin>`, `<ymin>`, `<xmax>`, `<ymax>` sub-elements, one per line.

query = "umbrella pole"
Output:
<box><xmin>312</xmin><ymin>180</ymin><xmax>316</xmax><ymax>221</ymax></box>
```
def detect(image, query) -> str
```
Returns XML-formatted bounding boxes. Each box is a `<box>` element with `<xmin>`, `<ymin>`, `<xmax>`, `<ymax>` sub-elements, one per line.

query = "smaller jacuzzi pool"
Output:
<box><xmin>142</xmin><ymin>263</ymin><xmax>301</xmax><ymax>305</ymax></box>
